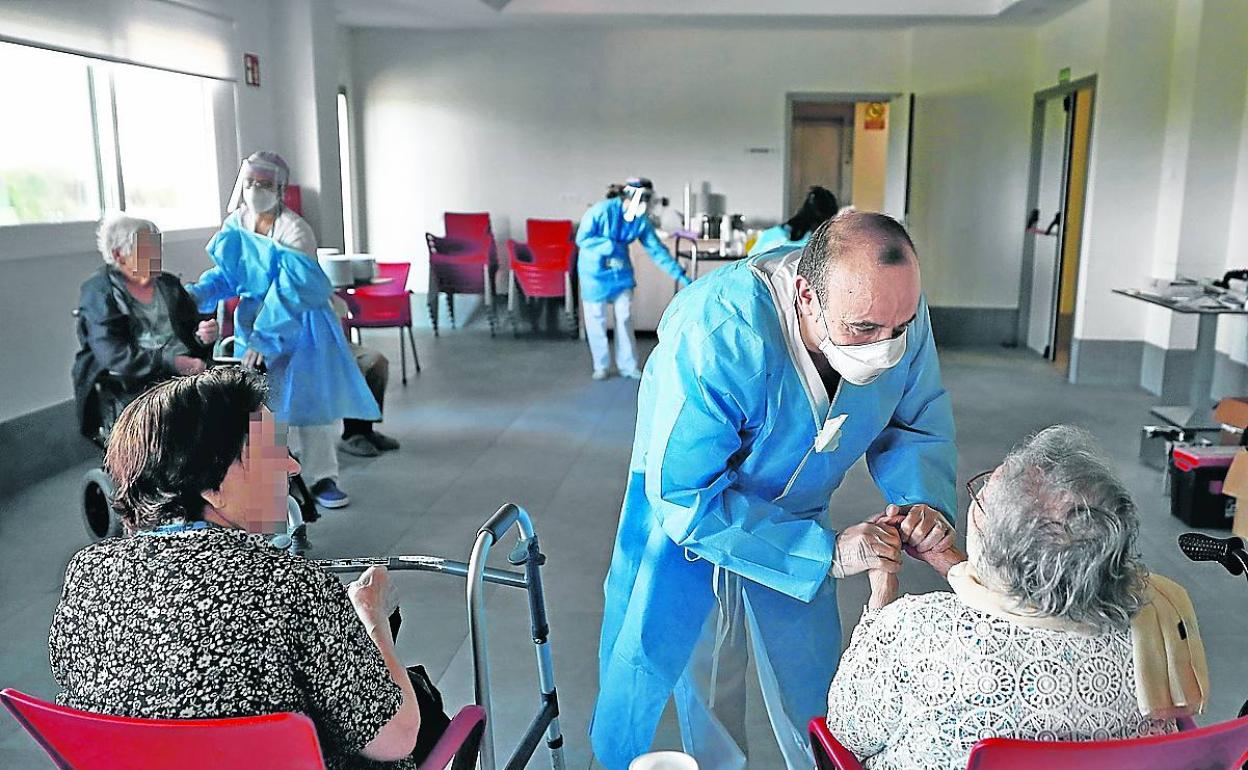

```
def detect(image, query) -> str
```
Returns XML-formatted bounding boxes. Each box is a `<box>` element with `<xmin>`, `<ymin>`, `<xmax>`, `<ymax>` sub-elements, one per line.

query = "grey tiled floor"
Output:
<box><xmin>2</xmin><ymin>325</ymin><xmax>1246</xmax><ymax>770</ymax></box>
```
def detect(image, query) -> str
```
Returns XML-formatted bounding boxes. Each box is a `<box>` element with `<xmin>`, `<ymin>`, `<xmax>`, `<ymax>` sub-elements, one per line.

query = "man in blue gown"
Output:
<box><xmin>592</xmin><ymin>210</ymin><xmax>958</xmax><ymax>770</ymax></box>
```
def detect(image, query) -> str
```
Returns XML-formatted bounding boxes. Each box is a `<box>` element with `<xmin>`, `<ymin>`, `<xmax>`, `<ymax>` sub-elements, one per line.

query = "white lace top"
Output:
<box><xmin>826</xmin><ymin>592</ymin><xmax>1173</xmax><ymax>770</ymax></box>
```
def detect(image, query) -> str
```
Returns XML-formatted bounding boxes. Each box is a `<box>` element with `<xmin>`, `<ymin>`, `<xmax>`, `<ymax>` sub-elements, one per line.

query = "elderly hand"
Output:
<box><xmin>867</xmin><ymin>566</ymin><xmax>899</xmax><ymax>610</ymax></box>
<box><xmin>830</xmin><ymin>520</ymin><xmax>903</xmax><ymax>579</ymax></box>
<box><xmin>880</xmin><ymin>503</ymin><xmax>955</xmax><ymax>555</ymax></box>
<box><xmin>196</xmin><ymin>319</ymin><xmax>219</xmax><ymax>345</ymax></box>
<box><xmin>348</xmin><ymin>566</ymin><xmax>398</xmax><ymax>635</ymax></box>
<box><xmin>242</xmin><ymin>348</ymin><xmax>265</xmax><ymax>370</ymax></box>
<box><xmin>172</xmin><ymin>355</ymin><xmax>206</xmax><ymax>376</ymax></box>
<box><xmin>875</xmin><ymin>505</ymin><xmax>967</xmax><ymax>579</ymax></box>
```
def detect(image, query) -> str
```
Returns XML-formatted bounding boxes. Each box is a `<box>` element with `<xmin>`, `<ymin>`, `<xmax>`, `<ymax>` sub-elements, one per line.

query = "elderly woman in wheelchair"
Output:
<box><xmin>72</xmin><ymin>213</ymin><xmax>217</xmax><ymax>446</ymax></box>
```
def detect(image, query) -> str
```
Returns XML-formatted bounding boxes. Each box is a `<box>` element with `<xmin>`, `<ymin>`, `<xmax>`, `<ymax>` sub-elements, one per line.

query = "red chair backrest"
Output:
<box><xmin>526</xmin><ymin>219</ymin><xmax>573</xmax><ymax>247</ymax></box>
<box><xmin>219</xmin><ymin>296</ymin><xmax>242</xmax><ymax>340</ymax></box>
<box><xmin>808</xmin><ymin>717</ymin><xmax>866</xmax><ymax>770</ymax></box>
<box><xmin>966</xmin><ymin>714</ymin><xmax>1248</xmax><ymax>770</ymax></box>
<box><xmin>283</xmin><ymin>184</ymin><xmax>303</xmax><ymax>216</ymax></box>
<box><xmin>347</xmin><ymin>262</ymin><xmax>413</xmax><ymax>328</ymax></box>
<box><xmin>811</xmin><ymin>713</ymin><xmax>1248</xmax><ymax>770</ymax></box>
<box><xmin>444</xmin><ymin>212</ymin><xmax>493</xmax><ymax>243</ymax></box>
<box><xmin>507</xmin><ymin>240</ymin><xmax>568</xmax><ymax>298</ymax></box>
<box><xmin>358</xmin><ymin>262</ymin><xmax>411</xmax><ymax>296</ymax></box>
<box><xmin>1</xmin><ymin>688</ymin><xmax>325</xmax><ymax>770</ymax></box>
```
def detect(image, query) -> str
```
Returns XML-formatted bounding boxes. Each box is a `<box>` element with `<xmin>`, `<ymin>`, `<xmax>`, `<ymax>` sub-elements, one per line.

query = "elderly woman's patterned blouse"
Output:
<box><xmin>49</xmin><ymin>527</ymin><xmax>414</xmax><ymax>770</ymax></box>
<box><xmin>826</xmin><ymin>592</ymin><xmax>1173</xmax><ymax>770</ymax></box>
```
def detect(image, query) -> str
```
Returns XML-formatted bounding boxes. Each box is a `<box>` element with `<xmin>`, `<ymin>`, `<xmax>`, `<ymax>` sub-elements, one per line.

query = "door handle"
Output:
<box><xmin>1044</xmin><ymin>211</ymin><xmax>1062</xmax><ymax>235</ymax></box>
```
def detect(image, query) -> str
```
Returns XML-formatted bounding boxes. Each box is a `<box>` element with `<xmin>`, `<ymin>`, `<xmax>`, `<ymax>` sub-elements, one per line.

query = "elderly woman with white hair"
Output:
<box><xmin>825</xmin><ymin>425</ymin><xmax>1208</xmax><ymax>770</ymax></box>
<box><xmin>72</xmin><ymin>214</ymin><xmax>218</xmax><ymax>442</ymax></box>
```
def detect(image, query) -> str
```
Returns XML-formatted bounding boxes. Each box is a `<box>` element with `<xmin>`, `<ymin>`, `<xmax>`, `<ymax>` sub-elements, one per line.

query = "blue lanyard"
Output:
<box><xmin>138</xmin><ymin>520</ymin><xmax>217</xmax><ymax>536</ymax></box>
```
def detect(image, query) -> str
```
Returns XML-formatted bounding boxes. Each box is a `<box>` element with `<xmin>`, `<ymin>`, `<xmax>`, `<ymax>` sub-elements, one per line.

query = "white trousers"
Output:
<box><xmin>288</xmin><ymin>423</ymin><xmax>339</xmax><ymax>487</ymax></box>
<box><xmin>583</xmin><ymin>290</ymin><xmax>637</xmax><ymax>375</ymax></box>
<box><xmin>672</xmin><ymin>569</ymin><xmax>814</xmax><ymax>770</ymax></box>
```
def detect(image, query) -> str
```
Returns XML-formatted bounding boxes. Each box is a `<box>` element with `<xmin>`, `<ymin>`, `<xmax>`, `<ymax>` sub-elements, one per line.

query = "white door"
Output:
<box><xmin>883</xmin><ymin>94</ymin><xmax>912</xmax><ymax>225</ymax></box>
<box><xmin>1026</xmin><ymin>97</ymin><xmax>1069</xmax><ymax>357</ymax></box>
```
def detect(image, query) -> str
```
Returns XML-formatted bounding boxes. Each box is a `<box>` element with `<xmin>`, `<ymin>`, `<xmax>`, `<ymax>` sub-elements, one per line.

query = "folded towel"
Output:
<box><xmin>1130</xmin><ymin>574</ymin><xmax>1208</xmax><ymax>719</ymax></box>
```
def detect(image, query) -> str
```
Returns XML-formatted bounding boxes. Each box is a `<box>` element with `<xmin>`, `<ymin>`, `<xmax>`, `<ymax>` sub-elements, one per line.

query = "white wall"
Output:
<box><xmin>353</xmin><ymin>25</ymin><xmax>918</xmax><ymax>288</ymax></box>
<box><xmin>0</xmin><ymin>0</ymin><xmax>344</xmax><ymax>421</ymax></box>
<box><xmin>906</xmin><ymin>25</ymin><xmax>1034</xmax><ymax>310</ymax></box>
<box><xmin>353</xmin><ymin>23</ymin><xmax>1041</xmax><ymax>307</ymax></box>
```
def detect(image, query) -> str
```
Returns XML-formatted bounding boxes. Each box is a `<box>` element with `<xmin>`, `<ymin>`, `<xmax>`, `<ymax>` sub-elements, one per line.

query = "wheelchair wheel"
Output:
<box><xmin>81</xmin><ymin>468</ymin><xmax>122</xmax><ymax>541</ymax></box>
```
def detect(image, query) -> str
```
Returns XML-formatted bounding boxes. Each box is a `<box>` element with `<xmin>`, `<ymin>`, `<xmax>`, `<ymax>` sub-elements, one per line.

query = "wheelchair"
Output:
<box><xmin>76</xmin><ymin>303</ymin><xmax>319</xmax><ymax>543</ymax></box>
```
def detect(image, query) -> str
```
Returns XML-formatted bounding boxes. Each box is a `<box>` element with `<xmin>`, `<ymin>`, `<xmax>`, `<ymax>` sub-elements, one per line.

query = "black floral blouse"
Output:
<box><xmin>49</xmin><ymin>526</ymin><xmax>416</xmax><ymax>770</ymax></box>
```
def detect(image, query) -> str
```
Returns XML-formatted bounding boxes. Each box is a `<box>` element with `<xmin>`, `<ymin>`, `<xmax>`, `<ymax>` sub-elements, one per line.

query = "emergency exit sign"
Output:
<box><xmin>1058</xmin><ymin>67</ymin><xmax>1071</xmax><ymax>83</ymax></box>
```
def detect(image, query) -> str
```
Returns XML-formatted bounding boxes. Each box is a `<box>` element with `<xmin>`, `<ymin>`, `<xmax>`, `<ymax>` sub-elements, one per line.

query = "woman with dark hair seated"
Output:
<box><xmin>49</xmin><ymin>368</ymin><xmax>444</xmax><ymax>769</ymax></box>
<box><xmin>747</xmin><ymin>186</ymin><xmax>840</xmax><ymax>256</ymax></box>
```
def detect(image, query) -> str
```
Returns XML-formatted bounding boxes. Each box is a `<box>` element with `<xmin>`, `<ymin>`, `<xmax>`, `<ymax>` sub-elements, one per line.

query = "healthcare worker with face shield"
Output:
<box><xmin>592</xmin><ymin>210</ymin><xmax>957</xmax><ymax>770</ymax></box>
<box><xmin>187</xmin><ymin>151</ymin><xmax>378</xmax><ymax>511</ymax></box>
<box><xmin>576</xmin><ymin>178</ymin><xmax>692</xmax><ymax>380</ymax></box>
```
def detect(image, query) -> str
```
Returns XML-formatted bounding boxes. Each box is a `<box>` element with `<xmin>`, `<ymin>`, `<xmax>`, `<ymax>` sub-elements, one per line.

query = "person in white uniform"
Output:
<box><xmin>223</xmin><ymin>151</ymin><xmax>351</xmax><ymax>510</ymax></box>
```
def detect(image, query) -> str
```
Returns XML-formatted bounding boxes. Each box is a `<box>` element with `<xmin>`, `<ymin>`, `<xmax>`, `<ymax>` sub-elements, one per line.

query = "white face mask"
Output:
<box><xmin>813</xmin><ymin>298</ymin><xmax>908</xmax><ymax>385</ymax></box>
<box><xmin>244</xmin><ymin>186</ymin><xmax>279</xmax><ymax>213</ymax></box>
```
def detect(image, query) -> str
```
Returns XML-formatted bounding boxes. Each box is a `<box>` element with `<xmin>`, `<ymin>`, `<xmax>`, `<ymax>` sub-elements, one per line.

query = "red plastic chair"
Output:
<box><xmin>3</xmin><ymin>688</ymin><xmax>486</xmax><ymax>770</ymax></box>
<box><xmin>809</xmin><ymin>715</ymin><xmax>1248</xmax><ymax>770</ymax></box>
<box><xmin>426</xmin><ymin>212</ymin><xmax>499</xmax><ymax>337</ymax></box>
<box><xmin>340</xmin><ymin>262</ymin><xmax>421</xmax><ymax>385</ymax></box>
<box><xmin>525</xmin><ymin>218</ymin><xmax>574</xmax><ymax>249</ymax></box>
<box><xmin>809</xmin><ymin>717</ymin><xmax>867</xmax><ymax>770</ymax></box>
<box><xmin>505</xmin><ymin>239</ymin><xmax>576</xmax><ymax>338</ymax></box>
<box><xmin>2</xmin><ymin>688</ymin><xmax>324</xmax><ymax>770</ymax></box>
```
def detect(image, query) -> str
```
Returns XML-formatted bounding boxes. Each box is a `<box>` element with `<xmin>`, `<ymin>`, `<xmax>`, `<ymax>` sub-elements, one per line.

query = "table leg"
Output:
<box><xmin>1189</xmin><ymin>313</ymin><xmax>1218</xmax><ymax>415</ymax></box>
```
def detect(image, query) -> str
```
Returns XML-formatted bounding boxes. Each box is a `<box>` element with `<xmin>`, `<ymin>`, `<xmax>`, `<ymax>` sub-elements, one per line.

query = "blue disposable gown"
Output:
<box><xmin>576</xmin><ymin>197</ymin><xmax>690</xmax><ymax>303</ymax></box>
<box><xmin>591</xmin><ymin>254</ymin><xmax>957</xmax><ymax>770</ymax></box>
<box><xmin>186</xmin><ymin>220</ymin><xmax>380</xmax><ymax>426</ymax></box>
<box><xmin>748</xmin><ymin>223</ymin><xmax>809</xmax><ymax>256</ymax></box>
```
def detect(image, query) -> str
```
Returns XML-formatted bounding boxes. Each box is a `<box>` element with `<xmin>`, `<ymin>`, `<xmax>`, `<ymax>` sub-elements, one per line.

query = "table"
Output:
<box><xmin>1113</xmin><ymin>288</ymin><xmax>1248</xmax><ymax>428</ymax></box>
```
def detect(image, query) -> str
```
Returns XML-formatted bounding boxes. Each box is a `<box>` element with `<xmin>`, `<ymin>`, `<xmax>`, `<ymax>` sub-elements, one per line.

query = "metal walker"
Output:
<box><xmin>316</xmin><ymin>503</ymin><xmax>565</xmax><ymax>770</ymax></box>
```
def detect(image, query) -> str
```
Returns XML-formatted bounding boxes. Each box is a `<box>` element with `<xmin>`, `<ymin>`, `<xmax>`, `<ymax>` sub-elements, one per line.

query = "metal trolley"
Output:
<box><xmin>316</xmin><ymin>504</ymin><xmax>565</xmax><ymax>770</ymax></box>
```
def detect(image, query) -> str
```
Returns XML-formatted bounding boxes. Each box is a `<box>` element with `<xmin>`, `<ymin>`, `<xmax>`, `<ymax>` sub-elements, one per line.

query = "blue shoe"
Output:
<box><xmin>311</xmin><ymin>479</ymin><xmax>350</xmax><ymax>509</ymax></box>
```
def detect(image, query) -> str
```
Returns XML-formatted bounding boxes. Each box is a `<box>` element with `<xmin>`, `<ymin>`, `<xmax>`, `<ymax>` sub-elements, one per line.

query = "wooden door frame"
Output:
<box><xmin>1014</xmin><ymin>75</ymin><xmax>1097</xmax><ymax>350</ymax></box>
<box><xmin>783</xmin><ymin>91</ymin><xmax>900</xmax><ymax>220</ymax></box>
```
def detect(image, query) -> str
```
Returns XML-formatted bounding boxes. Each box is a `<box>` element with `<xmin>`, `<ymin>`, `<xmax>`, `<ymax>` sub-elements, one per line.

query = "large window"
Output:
<box><xmin>0</xmin><ymin>41</ymin><xmax>221</xmax><ymax>229</ymax></box>
<box><xmin>0</xmin><ymin>44</ymin><xmax>101</xmax><ymax>225</ymax></box>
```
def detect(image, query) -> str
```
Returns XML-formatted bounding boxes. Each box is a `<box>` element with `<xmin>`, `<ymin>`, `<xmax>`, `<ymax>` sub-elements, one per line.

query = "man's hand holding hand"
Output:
<box><xmin>830</xmin><ymin>520</ymin><xmax>902</xmax><ymax>579</ymax></box>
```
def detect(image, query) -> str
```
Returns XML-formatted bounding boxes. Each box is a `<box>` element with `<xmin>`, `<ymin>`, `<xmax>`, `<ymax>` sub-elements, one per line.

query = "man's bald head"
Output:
<box><xmin>796</xmin><ymin>210</ymin><xmax>917</xmax><ymax>295</ymax></box>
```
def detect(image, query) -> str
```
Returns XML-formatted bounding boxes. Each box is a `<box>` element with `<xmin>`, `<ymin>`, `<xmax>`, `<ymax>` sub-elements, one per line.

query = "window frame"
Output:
<box><xmin>0</xmin><ymin>40</ymin><xmax>232</xmax><ymax>257</ymax></box>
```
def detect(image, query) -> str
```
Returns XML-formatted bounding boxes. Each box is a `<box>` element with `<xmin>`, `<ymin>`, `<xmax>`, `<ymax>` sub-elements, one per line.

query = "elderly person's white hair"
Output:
<box><xmin>977</xmin><ymin>425</ymin><xmax>1147</xmax><ymax>632</ymax></box>
<box><xmin>96</xmin><ymin>213</ymin><xmax>160</xmax><ymax>266</ymax></box>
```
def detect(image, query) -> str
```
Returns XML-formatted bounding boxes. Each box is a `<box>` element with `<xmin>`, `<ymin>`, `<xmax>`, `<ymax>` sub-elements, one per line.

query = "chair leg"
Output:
<box><xmin>428</xmin><ymin>294</ymin><xmax>440</xmax><ymax>338</ymax></box>
<box><xmin>398</xmin><ymin>328</ymin><xmax>407</xmax><ymax>386</ymax></box>
<box><xmin>406</xmin><ymin>325</ymin><xmax>421</xmax><ymax>374</ymax></box>
<box><xmin>447</xmin><ymin>294</ymin><xmax>456</xmax><ymax>328</ymax></box>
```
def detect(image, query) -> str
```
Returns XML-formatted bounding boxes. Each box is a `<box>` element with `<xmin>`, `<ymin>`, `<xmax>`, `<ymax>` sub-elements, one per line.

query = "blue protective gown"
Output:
<box><xmin>576</xmin><ymin>197</ymin><xmax>690</xmax><ymax>303</ymax></box>
<box><xmin>748</xmin><ymin>223</ymin><xmax>809</xmax><ymax>256</ymax></box>
<box><xmin>591</xmin><ymin>252</ymin><xmax>957</xmax><ymax>770</ymax></box>
<box><xmin>186</xmin><ymin>220</ymin><xmax>380</xmax><ymax>426</ymax></box>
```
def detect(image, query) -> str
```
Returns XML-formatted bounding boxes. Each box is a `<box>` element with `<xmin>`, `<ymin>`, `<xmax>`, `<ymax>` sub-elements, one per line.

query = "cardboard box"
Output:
<box><xmin>1222</xmin><ymin>450</ymin><xmax>1248</xmax><ymax>539</ymax></box>
<box><xmin>1215</xmin><ymin>397</ymin><xmax>1248</xmax><ymax>445</ymax></box>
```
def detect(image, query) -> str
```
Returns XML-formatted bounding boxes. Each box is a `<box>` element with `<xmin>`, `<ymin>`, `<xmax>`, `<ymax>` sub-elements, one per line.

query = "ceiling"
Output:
<box><xmin>338</xmin><ymin>0</ymin><xmax>1087</xmax><ymax>29</ymax></box>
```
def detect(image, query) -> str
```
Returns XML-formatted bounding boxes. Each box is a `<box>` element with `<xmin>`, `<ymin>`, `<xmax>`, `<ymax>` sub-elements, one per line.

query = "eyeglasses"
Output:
<box><xmin>966</xmin><ymin>469</ymin><xmax>993</xmax><ymax>511</ymax></box>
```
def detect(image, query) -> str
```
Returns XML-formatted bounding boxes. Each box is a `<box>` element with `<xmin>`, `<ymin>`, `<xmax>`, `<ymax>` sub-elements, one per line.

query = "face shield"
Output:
<box><xmin>622</xmin><ymin>185</ymin><xmax>653</xmax><ymax>223</ymax></box>
<box><xmin>227</xmin><ymin>154</ymin><xmax>289</xmax><ymax>214</ymax></box>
